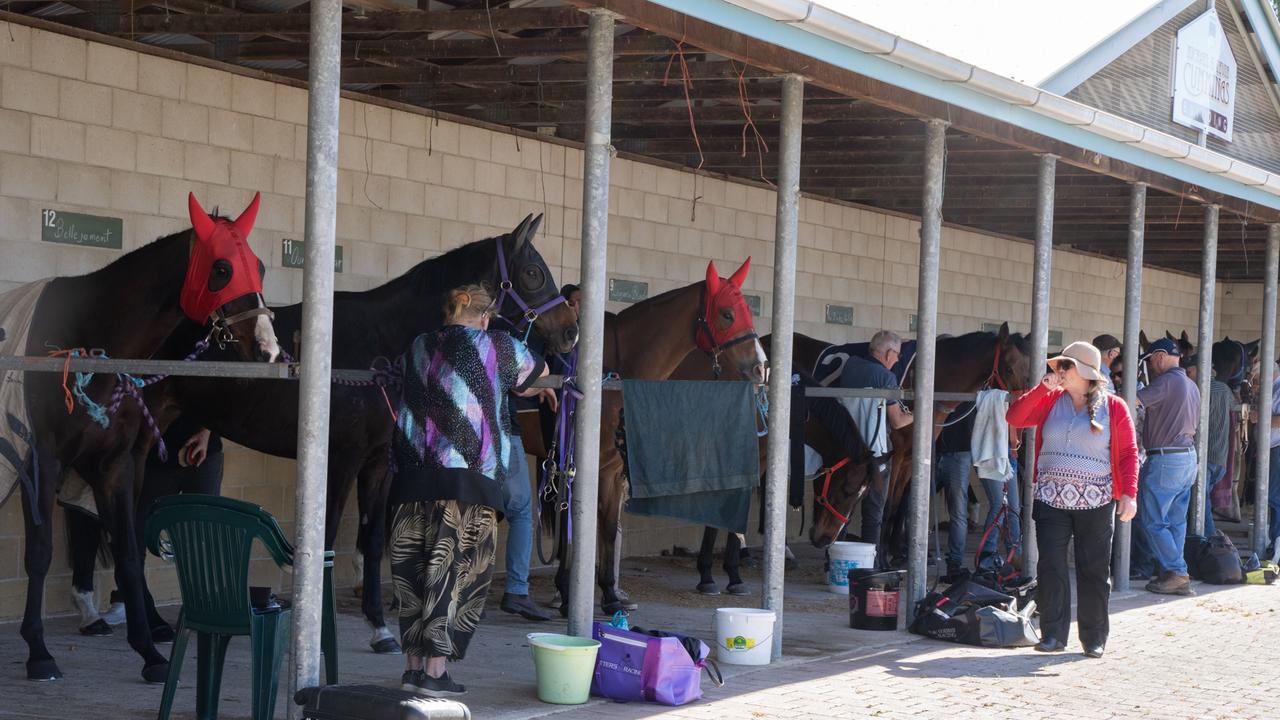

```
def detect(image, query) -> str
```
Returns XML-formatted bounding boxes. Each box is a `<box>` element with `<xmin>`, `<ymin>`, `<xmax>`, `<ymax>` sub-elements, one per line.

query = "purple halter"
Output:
<box><xmin>494</xmin><ymin>236</ymin><xmax>566</xmax><ymax>339</ymax></box>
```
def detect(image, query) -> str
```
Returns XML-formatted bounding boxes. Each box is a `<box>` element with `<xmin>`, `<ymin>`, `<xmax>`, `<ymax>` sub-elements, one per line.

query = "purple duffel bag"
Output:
<box><xmin>591</xmin><ymin>622</ymin><xmax>722</xmax><ymax>706</ymax></box>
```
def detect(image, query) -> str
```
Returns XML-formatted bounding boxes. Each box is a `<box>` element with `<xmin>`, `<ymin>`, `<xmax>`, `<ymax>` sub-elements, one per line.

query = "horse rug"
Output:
<box><xmin>0</xmin><ymin>279</ymin><xmax>50</xmax><ymax>512</ymax></box>
<box><xmin>813</xmin><ymin>340</ymin><xmax>917</xmax><ymax>387</ymax></box>
<box><xmin>621</xmin><ymin>379</ymin><xmax>760</xmax><ymax>534</ymax></box>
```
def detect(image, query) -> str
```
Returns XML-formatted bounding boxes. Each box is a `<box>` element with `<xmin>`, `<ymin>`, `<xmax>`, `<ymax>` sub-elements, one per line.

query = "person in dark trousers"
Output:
<box><xmin>1132</xmin><ymin>338</ymin><xmax>1201</xmax><ymax>595</ymax></box>
<box><xmin>388</xmin><ymin>283</ymin><xmax>547</xmax><ymax>697</ymax></box>
<box><xmin>935</xmin><ymin>406</ymin><xmax>975</xmax><ymax>581</ymax></box>
<box><xmin>837</xmin><ymin>330</ymin><xmax>913</xmax><ymax>563</ymax></box>
<box><xmin>1007</xmin><ymin>341</ymin><xmax>1139</xmax><ymax>658</ymax></box>
<box><xmin>65</xmin><ymin>418</ymin><xmax>223</xmax><ymax>637</ymax></box>
<box><xmin>1202</xmin><ymin>367</ymin><xmax>1232</xmax><ymax>538</ymax></box>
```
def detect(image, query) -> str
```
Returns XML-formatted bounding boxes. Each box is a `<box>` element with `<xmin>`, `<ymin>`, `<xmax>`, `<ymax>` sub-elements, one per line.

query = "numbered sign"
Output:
<box><xmin>281</xmin><ymin>238</ymin><xmax>343</xmax><ymax>273</ymax></box>
<box><xmin>41</xmin><ymin>209</ymin><xmax>123</xmax><ymax>249</ymax></box>
<box><xmin>744</xmin><ymin>293</ymin><xmax>762</xmax><ymax>317</ymax></box>
<box><xmin>608</xmin><ymin>278</ymin><xmax>648</xmax><ymax>304</ymax></box>
<box><xmin>825</xmin><ymin>304</ymin><xmax>854</xmax><ymax>326</ymax></box>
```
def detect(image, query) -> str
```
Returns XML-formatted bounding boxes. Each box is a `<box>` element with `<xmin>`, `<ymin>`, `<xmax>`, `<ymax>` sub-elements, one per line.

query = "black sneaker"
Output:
<box><xmin>417</xmin><ymin>671</ymin><xmax>466</xmax><ymax>697</ymax></box>
<box><xmin>401</xmin><ymin>669</ymin><xmax>427</xmax><ymax>693</ymax></box>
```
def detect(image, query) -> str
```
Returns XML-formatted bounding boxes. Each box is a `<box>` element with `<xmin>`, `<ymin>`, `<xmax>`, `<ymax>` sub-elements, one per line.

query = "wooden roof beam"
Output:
<box><xmin>118</xmin><ymin>6</ymin><xmax>590</xmax><ymax>35</ymax></box>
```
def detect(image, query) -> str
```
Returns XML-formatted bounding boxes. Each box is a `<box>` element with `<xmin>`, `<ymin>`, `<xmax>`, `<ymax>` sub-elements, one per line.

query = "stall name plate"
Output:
<box><xmin>41</xmin><ymin>209</ymin><xmax>122</xmax><ymax>249</ymax></box>
<box><xmin>825</xmin><ymin>304</ymin><xmax>854</xmax><ymax>326</ymax></box>
<box><xmin>608</xmin><ymin>278</ymin><xmax>648</xmax><ymax>304</ymax></box>
<box><xmin>282</xmin><ymin>238</ymin><xmax>343</xmax><ymax>273</ymax></box>
<box><xmin>744</xmin><ymin>294</ymin><xmax>762</xmax><ymax>317</ymax></box>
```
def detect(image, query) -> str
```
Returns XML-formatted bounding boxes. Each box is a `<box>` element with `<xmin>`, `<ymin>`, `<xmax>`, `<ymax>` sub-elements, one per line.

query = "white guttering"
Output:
<box><xmin>725</xmin><ymin>0</ymin><xmax>1280</xmax><ymax>200</ymax></box>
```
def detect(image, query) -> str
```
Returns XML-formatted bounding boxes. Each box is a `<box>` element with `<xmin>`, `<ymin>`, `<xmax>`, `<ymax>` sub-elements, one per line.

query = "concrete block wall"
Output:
<box><xmin>0</xmin><ymin>20</ymin><xmax>1237</xmax><ymax>620</ymax></box>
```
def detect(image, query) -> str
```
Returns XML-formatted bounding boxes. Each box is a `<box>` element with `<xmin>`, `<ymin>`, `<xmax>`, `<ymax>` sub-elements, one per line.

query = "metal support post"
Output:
<box><xmin>762</xmin><ymin>74</ymin><xmax>803</xmax><ymax>659</ymax></box>
<box><xmin>1192</xmin><ymin>205</ymin><xmax>1218</xmax><ymax>536</ymax></box>
<box><xmin>568</xmin><ymin>8</ymin><xmax>616</xmax><ymax>638</ymax></box>
<box><xmin>290</xmin><ymin>0</ymin><xmax>341</xmax><ymax>708</ymax></box>
<box><xmin>1020</xmin><ymin>154</ymin><xmax>1056</xmax><ymax>579</ymax></box>
<box><xmin>906</xmin><ymin>119</ymin><xmax>947</xmax><ymax>611</ymax></box>
<box><xmin>1114</xmin><ymin>182</ymin><xmax>1146</xmax><ymax>592</ymax></box>
<box><xmin>1255</xmin><ymin>225</ymin><xmax>1279</xmax><ymax>555</ymax></box>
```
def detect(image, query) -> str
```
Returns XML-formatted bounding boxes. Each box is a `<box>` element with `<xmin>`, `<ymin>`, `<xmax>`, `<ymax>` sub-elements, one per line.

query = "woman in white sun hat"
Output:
<box><xmin>1007</xmin><ymin>340</ymin><xmax>1139</xmax><ymax>659</ymax></box>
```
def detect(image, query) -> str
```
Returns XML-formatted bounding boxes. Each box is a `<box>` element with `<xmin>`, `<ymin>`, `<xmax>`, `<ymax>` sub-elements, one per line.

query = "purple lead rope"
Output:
<box><xmin>538</xmin><ymin>347</ymin><xmax>582</xmax><ymax>543</ymax></box>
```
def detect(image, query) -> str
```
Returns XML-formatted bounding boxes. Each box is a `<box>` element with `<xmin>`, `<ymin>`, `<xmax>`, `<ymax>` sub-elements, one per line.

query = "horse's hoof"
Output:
<box><xmin>725</xmin><ymin>583</ymin><xmax>751</xmax><ymax>596</ymax></box>
<box><xmin>150</xmin><ymin>624</ymin><xmax>176</xmax><ymax>644</ymax></box>
<box><xmin>79</xmin><ymin>619</ymin><xmax>113</xmax><ymax>637</ymax></box>
<box><xmin>26</xmin><ymin>659</ymin><xmax>62</xmax><ymax>682</ymax></box>
<box><xmin>141</xmin><ymin>662</ymin><xmax>170</xmax><ymax>684</ymax></box>
<box><xmin>696</xmin><ymin>582</ymin><xmax>721</xmax><ymax>596</ymax></box>
<box><xmin>370</xmin><ymin>637</ymin><xmax>403</xmax><ymax>655</ymax></box>
<box><xmin>601</xmin><ymin>599</ymin><xmax>638</xmax><ymax>615</ymax></box>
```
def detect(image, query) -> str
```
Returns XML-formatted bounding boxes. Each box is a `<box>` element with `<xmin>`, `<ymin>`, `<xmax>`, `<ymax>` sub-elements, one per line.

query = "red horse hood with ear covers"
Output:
<box><xmin>698</xmin><ymin>257</ymin><xmax>754</xmax><ymax>351</ymax></box>
<box><xmin>181</xmin><ymin>192</ymin><xmax>265</xmax><ymax>322</ymax></box>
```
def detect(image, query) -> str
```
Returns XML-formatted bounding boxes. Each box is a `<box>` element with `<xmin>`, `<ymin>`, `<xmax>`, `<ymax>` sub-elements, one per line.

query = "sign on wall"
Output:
<box><xmin>744</xmin><ymin>293</ymin><xmax>762</xmax><ymax>317</ymax></box>
<box><xmin>1172</xmin><ymin>9</ymin><xmax>1237</xmax><ymax>142</ymax></box>
<box><xmin>41</xmin><ymin>209</ymin><xmax>122</xmax><ymax>249</ymax></box>
<box><xmin>825</xmin><ymin>304</ymin><xmax>854</xmax><ymax>326</ymax></box>
<box><xmin>608</xmin><ymin>278</ymin><xmax>648</xmax><ymax>304</ymax></box>
<box><xmin>282</xmin><ymin>238</ymin><xmax>343</xmax><ymax>273</ymax></box>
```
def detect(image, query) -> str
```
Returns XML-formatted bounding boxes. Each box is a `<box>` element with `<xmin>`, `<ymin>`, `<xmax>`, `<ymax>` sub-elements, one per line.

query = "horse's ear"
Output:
<box><xmin>231</xmin><ymin>192</ymin><xmax>261</xmax><ymax>240</ymax></box>
<box><xmin>1165</xmin><ymin>330</ymin><xmax>1175</xmax><ymax>342</ymax></box>
<box><xmin>511</xmin><ymin>213</ymin><xmax>536</xmax><ymax>251</ymax></box>
<box><xmin>1247</xmin><ymin>339</ymin><xmax>1261</xmax><ymax>358</ymax></box>
<box><xmin>728</xmin><ymin>256</ymin><xmax>751</xmax><ymax>289</ymax></box>
<box><xmin>1139</xmin><ymin>330</ymin><xmax>1150</xmax><ymax>351</ymax></box>
<box><xmin>1180</xmin><ymin>330</ymin><xmax>1191</xmax><ymax>345</ymax></box>
<box><xmin>705</xmin><ymin>260</ymin><xmax>722</xmax><ymax>296</ymax></box>
<box><xmin>188</xmin><ymin>193</ymin><xmax>216</xmax><ymax>241</ymax></box>
<box><xmin>997</xmin><ymin>321</ymin><xmax>1010</xmax><ymax>342</ymax></box>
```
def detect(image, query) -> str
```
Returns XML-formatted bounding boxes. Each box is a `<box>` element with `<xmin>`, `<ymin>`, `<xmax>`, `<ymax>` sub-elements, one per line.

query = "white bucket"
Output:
<box><xmin>827</xmin><ymin>541</ymin><xmax>876</xmax><ymax>594</ymax></box>
<box><xmin>715</xmin><ymin>608</ymin><xmax>775</xmax><ymax>666</ymax></box>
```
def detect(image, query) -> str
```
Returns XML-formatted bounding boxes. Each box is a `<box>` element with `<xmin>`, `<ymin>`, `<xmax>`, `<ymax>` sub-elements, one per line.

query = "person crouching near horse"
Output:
<box><xmin>1006</xmin><ymin>341</ymin><xmax>1138</xmax><ymax>658</ymax></box>
<box><xmin>388</xmin><ymin>283</ymin><xmax>548</xmax><ymax>696</ymax></box>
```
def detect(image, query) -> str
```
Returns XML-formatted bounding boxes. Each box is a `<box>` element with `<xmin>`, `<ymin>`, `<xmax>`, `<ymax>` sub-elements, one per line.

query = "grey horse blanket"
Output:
<box><xmin>621</xmin><ymin>379</ymin><xmax>760</xmax><ymax>534</ymax></box>
<box><xmin>0</xmin><ymin>280</ymin><xmax>50</xmax><ymax>513</ymax></box>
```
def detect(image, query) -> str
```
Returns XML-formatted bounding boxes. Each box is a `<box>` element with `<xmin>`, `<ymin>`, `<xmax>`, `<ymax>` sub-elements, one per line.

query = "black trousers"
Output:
<box><xmin>1033</xmin><ymin>500</ymin><xmax>1115</xmax><ymax>648</ymax></box>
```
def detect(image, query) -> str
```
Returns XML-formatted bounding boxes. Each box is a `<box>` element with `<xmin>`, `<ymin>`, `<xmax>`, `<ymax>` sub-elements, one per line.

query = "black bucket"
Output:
<box><xmin>848</xmin><ymin>569</ymin><xmax>902</xmax><ymax>631</ymax></box>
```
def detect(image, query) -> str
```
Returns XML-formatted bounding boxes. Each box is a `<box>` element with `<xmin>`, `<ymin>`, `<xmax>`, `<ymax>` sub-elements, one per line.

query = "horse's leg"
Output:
<box><xmin>553</xmin><ymin>506</ymin><xmax>571</xmax><ymax>618</ymax></box>
<box><xmin>354</xmin><ymin>450</ymin><xmax>400</xmax><ymax>654</ymax></box>
<box><xmin>64</xmin><ymin>508</ymin><xmax>111</xmax><ymax>635</ymax></box>
<box><xmin>97</xmin><ymin>456</ymin><xmax>170</xmax><ymax>683</ymax></box>
<box><xmin>598</xmin><ymin>488</ymin><xmax>634</xmax><ymax>614</ymax></box>
<box><xmin>696</xmin><ymin>527</ymin><xmax>721</xmax><ymax>594</ymax></box>
<box><xmin>21</xmin><ymin>446</ymin><xmax>61</xmax><ymax>680</ymax></box>
<box><xmin>724</xmin><ymin>532</ymin><xmax>746</xmax><ymax>593</ymax></box>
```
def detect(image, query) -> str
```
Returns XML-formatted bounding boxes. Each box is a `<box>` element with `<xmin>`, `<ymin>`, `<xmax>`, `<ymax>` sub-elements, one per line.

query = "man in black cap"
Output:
<box><xmin>1132</xmin><ymin>337</ymin><xmax>1200</xmax><ymax>595</ymax></box>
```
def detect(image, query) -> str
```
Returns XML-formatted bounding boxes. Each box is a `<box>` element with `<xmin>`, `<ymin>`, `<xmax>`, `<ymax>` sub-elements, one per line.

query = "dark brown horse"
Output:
<box><xmin>787</xmin><ymin>325</ymin><xmax>1031</xmax><ymax>563</ymax></box>
<box><xmin>546</xmin><ymin>260</ymin><xmax>767</xmax><ymax>615</ymax></box>
<box><xmin>13</xmin><ymin>194</ymin><xmax>278</xmax><ymax>682</ymax></box>
<box><xmin>72</xmin><ymin>214</ymin><xmax>578</xmax><ymax>655</ymax></box>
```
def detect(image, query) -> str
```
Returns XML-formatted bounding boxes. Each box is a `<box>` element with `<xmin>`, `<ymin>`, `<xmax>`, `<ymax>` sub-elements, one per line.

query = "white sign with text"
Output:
<box><xmin>1172</xmin><ymin>9</ymin><xmax>1237</xmax><ymax>142</ymax></box>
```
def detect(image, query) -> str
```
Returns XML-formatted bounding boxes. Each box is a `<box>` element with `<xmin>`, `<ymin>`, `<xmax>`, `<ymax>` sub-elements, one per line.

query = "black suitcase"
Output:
<box><xmin>296</xmin><ymin>685</ymin><xmax>471</xmax><ymax>720</ymax></box>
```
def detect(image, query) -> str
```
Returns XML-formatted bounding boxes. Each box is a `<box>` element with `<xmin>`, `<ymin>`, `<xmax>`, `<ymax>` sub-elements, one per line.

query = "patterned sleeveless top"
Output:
<box><xmin>1034</xmin><ymin>394</ymin><xmax>1113</xmax><ymax>510</ymax></box>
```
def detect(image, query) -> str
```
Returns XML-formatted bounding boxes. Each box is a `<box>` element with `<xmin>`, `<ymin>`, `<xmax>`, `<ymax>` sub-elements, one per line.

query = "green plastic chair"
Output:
<box><xmin>145</xmin><ymin>495</ymin><xmax>338</xmax><ymax>720</ymax></box>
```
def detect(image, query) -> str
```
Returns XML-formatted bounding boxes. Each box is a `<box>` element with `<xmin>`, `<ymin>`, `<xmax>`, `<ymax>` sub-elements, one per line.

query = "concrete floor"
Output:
<box><xmin>0</xmin><ymin>540</ymin><xmax>921</xmax><ymax>719</ymax></box>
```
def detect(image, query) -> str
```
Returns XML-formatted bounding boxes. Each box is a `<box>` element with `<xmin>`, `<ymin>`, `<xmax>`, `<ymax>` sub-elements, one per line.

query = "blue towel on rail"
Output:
<box><xmin>621</xmin><ymin>379</ymin><xmax>760</xmax><ymax>534</ymax></box>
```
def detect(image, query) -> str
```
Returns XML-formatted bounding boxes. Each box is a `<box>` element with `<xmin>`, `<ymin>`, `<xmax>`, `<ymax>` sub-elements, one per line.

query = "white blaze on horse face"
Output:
<box><xmin>255</xmin><ymin>314</ymin><xmax>280</xmax><ymax>362</ymax></box>
<box><xmin>751</xmin><ymin>337</ymin><xmax>768</xmax><ymax>383</ymax></box>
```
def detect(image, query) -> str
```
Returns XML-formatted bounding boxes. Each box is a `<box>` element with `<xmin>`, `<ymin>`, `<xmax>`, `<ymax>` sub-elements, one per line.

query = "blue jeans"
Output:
<box><xmin>1137</xmin><ymin>452</ymin><xmax>1198</xmax><ymax>577</ymax></box>
<box><xmin>979</xmin><ymin>472</ymin><xmax>1021</xmax><ymax>563</ymax></box>
<box><xmin>1270</xmin><ymin>445</ymin><xmax>1280</xmax><ymax>548</ymax></box>
<box><xmin>1202</xmin><ymin>462</ymin><xmax>1224</xmax><ymax>539</ymax></box>
<box><xmin>935</xmin><ymin>451</ymin><xmax>971</xmax><ymax>568</ymax></box>
<box><xmin>502</xmin><ymin>443</ymin><xmax>534</xmax><ymax>595</ymax></box>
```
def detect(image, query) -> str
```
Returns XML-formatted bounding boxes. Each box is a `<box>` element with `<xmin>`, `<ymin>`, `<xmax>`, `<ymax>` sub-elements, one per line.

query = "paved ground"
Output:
<box><xmin>1</xmin><ymin>541</ymin><xmax>1275</xmax><ymax>719</ymax></box>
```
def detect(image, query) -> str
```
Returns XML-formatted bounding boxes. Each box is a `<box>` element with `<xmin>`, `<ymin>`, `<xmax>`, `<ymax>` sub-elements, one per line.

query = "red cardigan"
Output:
<box><xmin>1006</xmin><ymin>383</ymin><xmax>1140</xmax><ymax>500</ymax></box>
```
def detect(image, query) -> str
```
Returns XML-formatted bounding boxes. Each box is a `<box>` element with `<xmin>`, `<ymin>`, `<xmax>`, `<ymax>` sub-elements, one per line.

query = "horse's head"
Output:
<box><xmin>809</xmin><ymin>457</ymin><xmax>867</xmax><ymax>548</ymax></box>
<box><xmin>185</xmin><ymin>193</ymin><xmax>280</xmax><ymax>363</ymax></box>
<box><xmin>992</xmin><ymin>322</ymin><xmax>1032</xmax><ymax>392</ymax></box>
<box><xmin>696</xmin><ymin>259</ymin><xmax>767</xmax><ymax>383</ymax></box>
<box><xmin>494</xmin><ymin>214</ymin><xmax>578</xmax><ymax>354</ymax></box>
<box><xmin>1212</xmin><ymin>336</ymin><xmax>1248</xmax><ymax>388</ymax></box>
<box><xmin>1167</xmin><ymin>330</ymin><xmax>1196</xmax><ymax>370</ymax></box>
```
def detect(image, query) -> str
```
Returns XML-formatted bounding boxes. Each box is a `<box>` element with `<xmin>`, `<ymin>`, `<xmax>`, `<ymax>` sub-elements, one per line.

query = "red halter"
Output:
<box><xmin>815</xmin><ymin>456</ymin><xmax>853</xmax><ymax>525</ymax></box>
<box><xmin>987</xmin><ymin>341</ymin><xmax>1007</xmax><ymax>391</ymax></box>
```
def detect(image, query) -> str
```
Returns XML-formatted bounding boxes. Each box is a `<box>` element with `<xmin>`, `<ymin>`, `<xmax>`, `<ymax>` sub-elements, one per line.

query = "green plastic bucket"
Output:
<box><xmin>527</xmin><ymin>633</ymin><xmax>601</xmax><ymax>705</ymax></box>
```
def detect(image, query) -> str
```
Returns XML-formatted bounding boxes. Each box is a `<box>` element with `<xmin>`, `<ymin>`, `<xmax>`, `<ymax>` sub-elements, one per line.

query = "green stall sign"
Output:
<box><xmin>41</xmin><ymin>209</ymin><xmax>122</xmax><ymax>249</ymax></box>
